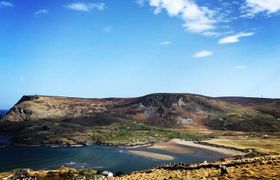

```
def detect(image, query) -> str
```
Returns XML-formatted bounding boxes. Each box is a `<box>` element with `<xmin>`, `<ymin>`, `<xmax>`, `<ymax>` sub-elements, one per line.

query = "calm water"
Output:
<box><xmin>0</xmin><ymin>141</ymin><xmax>229</xmax><ymax>173</ymax></box>
<box><xmin>0</xmin><ymin>110</ymin><xmax>228</xmax><ymax>173</ymax></box>
<box><xmin>0</xmin><ymin>110</ymin><xmax>8</xmax><ymax>116</ymax></box>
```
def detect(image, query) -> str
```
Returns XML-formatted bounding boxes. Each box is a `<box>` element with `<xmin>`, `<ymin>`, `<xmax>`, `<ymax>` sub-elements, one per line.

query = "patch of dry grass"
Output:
<box><xmin>118</xmin><ymin>155</ymin><xmax>280</xmax><ymax>180</ymax></box>
<box><xmin>0</xmin><ymin>171</ymin><xmax>13</xmax><ymax>179</ymax></box>
<box><xmin>207</xmin><ymin>137</ymin><xmax>280</xmax><ymax>154</ymax></box>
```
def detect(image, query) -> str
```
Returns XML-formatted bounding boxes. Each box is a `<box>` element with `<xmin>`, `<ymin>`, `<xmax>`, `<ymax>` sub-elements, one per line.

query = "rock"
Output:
<box><xmin>75</xmin><ymin>175</ymin><xmax>86</xmax><ymax>180</ymax></box>
<box><xmin>101</xmin><ymin>171</ymin><xmax>113</xmax><ymax>177</ymax></box>
<box><xmin>220</xmin><ymin>165</ymin><xmax>228</xmax><ymax>176</ymax></box>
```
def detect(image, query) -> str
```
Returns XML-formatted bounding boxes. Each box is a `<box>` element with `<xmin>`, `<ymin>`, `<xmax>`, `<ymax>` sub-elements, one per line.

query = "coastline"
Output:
<box><xmin>127</xmin><ymin>138</ymin><xmax>246</xmax><ymax>161</ymax></box>
<box><xmin>6</xmin><ymin>138</ymin><xmax>247</xmax><ymax>156</ymax></box>
<box><xmin>172</xmin><ymin>139</ymin><xmax>246</xmax><ymax>156</ymax></box>
<box><xmin>1</xmin><ymin>155</ymin><xmax>279</xmax><ymax>179</ymax></box>
<box><xmin>1</xmin><ymin>138</ymin><xmax>273</xmax><ymax>179</ymax></box>
<box><xmin>128</xmin><ymin>150</ymin><xmax>175</xmax><ymax>160</ymax></box>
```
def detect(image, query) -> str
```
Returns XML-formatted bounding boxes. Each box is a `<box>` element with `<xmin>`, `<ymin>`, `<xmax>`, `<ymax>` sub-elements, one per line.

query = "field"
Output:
<box><xmin>205</xmin><ymin>136</ymin><xmax>280</xmax><ymax>154</ymax></box>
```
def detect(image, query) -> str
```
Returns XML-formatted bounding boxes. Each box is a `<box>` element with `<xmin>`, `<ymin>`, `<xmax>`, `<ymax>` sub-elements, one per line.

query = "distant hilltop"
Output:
<box><xmin>1</xmin><ymin>93</ymin><xmax>280</xmax><ymax>146</ymax></box>
<box><xmin>2</xmin><ymin>93</ymin><xmax>280</xmax><ymax>131</ymax></box>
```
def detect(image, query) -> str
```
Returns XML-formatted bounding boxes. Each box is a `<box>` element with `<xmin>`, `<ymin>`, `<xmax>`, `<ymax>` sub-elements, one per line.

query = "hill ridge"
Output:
<box><xmin>1</xmin><ymin>93</ymin><xmax>280</xmax><ymax>146</ymax></box>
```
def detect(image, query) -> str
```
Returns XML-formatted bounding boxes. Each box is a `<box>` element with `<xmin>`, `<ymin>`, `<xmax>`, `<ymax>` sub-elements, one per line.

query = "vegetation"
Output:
<box><xmin>0</xmin><ymin>167</ymin><xmax>99</xmax><ymax>180</ymax></box>
<box><xmin>207</xmin><ymin>137</ymin><xmax>280</xmax><ymax>154</ymax></box>
<box><xmin>77</xmin><ymin>169</ymin><xmax>97</xmax><ymax>179</ymax></box>
<box><xmin>119</xmin><ymin>155</ymin><xmax>280</xmax><ymax>180</ymax></box>
<box><xmin>2</xmin><ymin>155</ymin><xmax>280</xmax><ymax>179</ymax></box>
<box><xmin>91</xmin><ymin>120</ymin><xmax>201</xmax><ymax>145</ymax></box>
<box><xmin>2</xmin><ymin>94</ymin><xmax>280</xmax><ymax>147</ymax></box>
<box><xmin>204</xmin><ymin>106</ymin><xmax>280</xmax><ymax>132</ymax></box>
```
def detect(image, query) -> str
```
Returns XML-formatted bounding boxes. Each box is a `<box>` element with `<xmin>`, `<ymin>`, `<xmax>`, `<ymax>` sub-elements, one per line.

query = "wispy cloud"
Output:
<box><xmin>235</xmin><ymin>65</ymin><xmax>247</xmax><ymax>69</ymax></box>
<box><xmin>19</xmin><ymin>76</ymin><xmax>26</xmax><ymax>83</ymax></box>
<box><xmin>159</xmin><ymin>41</ymin><xmax>171</xmax><ymax>45</ymax></box>
<box><xmin>65</xmin><ymin>2</ymin><xmax>105</xmax><ymax>12</ymax></box>
<box><xmin>104</xmin><ymin>26</ymin><xmax>113</xmax><ymax>33</ymax></box>
<box><xmin>193</xmin><ymin>50</ymin><xmax>213</xmax><ymax>58</ymax></box>
<box><xmin>147</xmin><ymin>0</ymin><xmax>217</xmax><ymax>34</ymax></box>
<box><xmin>136</xmin><ymin>0</ymin><xmax>145</xmax><ymax>7</ymax></box>
<box><xmin>243</xmin><ymin>0</ymin><xmax>280</xmax><ymax>17</ymax></box>
<box><xmin>34</xmin><ymin>9</ymin><xmax>49</xmax><ymax>16</ymax></box>
<box><xmin>218</xmin><ymin>32</ymin><xmax>254</xmax><ymax>44</ymax></box>
<box><xmin>202</xmin><ymin>31</ymin><xmax>220</xmax><ymax>37</ymax></box>
<box><xmin>0</xmin><ymin>1</ymin><xmax>13</xmax><ymax>8</ymax></box>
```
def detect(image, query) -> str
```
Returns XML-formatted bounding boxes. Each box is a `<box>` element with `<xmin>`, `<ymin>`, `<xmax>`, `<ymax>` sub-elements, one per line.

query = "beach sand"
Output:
<box><xmin>128</xmin><ymin>139</ymin><xmax>245</xmax><ymax>160</ymax></box>
<box><xmin>172</xmin><ymin>139</ymin><xmax>245</xmax><ymax>156</ymax></box>
<box><xmin>147</xmin><ymin>141</ymin><xmax>195</xmax><ymax>154</ymax></box>
<box><xmin>128</xmin><ymin>150</ymin><xmax>174</xmax><ymax>160</ymax></box>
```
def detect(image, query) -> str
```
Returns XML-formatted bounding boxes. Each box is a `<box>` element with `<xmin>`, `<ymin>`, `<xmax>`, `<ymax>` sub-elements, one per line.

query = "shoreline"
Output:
<box><xmin>4</xmin><ymin>139</ymin><xmax>247</xmax><ymax>157</ymax></box>
<box><xmin>128</xmin><ymin>150</ymin><xmax>175</xmax><ymax>160</ymax></box>
<box><xmin>1</xmin><ymin>155</ymin><xmax>279</xmax><ymax>179</ymax></box>
<box><xmin>127</xmin><ymin>139</ymin><xmax>246</xmax><ymax>161</ymax></box>
<box><xmin>172</xmin><ymin>139</ymin><xmax>246</xmax><ymax>156</ymax></box>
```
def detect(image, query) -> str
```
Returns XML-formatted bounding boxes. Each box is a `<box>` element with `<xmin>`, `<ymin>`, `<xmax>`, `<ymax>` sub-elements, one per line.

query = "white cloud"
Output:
<box><xmin>218</xmin><ymin>32</ymin><xmax>254</xmax><ymax>44</ymax></box>
<box><xmin>245</xmin><ymin>0</ymin><xmax>280</xmax><ymax>15</ymax></box>
<box><xmin>159</xmin><ymin>41</ymin><xmax>171</xmax><ymax>45</ymax></box>
<box><xmin>193</xmin><ymin>50</ymin><xmax>213</xmax><ymax>58</ymax></box>
<box><xmin>34</xmin><ymin>9</ymin><xmax>49</xmax><ymax>16</ymax></box>
<box><xmin>235</xmin><ymin>65</ymin><xmax>247</xmax><ymax>69</ymax></box>
<box><xmin>0</xmin><ymin>1</ymin><xmax>13</xmax><ymax>8</ymax></box>
<box><xmin>65</xmin><ymin>2</ymin><xmax>105</xmax><ymax>12</ymax></box>
<box><xmin>147</xmin><ymin>0</ymin><xmax>216</xmax><ymax>34</ymax></box>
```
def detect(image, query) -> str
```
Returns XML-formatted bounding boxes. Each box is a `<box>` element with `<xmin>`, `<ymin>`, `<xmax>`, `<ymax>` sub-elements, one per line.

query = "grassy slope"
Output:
<box><xmin>203</xmin><ymin>98</ymin><xmax>280</xmax><ymax>132</ymax></box>
<box><xmin>119</xmin><ymin>155</ymin><xmax>280</xmax><ymax>180</ymax></box>
<box><xmin>91</xmin><ymin>120</ymin><xmax>201</xmax><ymax>145</ymax></box>
<box><xmin>206</xmin><ymin>137</ymin><xmax>280</xmax><ymax>154</ymax></box>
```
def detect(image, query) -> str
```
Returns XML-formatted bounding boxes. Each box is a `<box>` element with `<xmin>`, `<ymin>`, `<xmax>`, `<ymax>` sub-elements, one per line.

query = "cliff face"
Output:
<box><xmin>1</xmin><ymin>93</ymin><xmax>280</xmax><ymax>146</ymax></box>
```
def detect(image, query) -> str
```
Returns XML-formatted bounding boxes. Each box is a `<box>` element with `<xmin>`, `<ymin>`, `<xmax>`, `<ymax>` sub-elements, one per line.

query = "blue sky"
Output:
<box><xmin>1</xmin><ymin>0</ymin><xmax>280</xmax><ymax>108</ymax></box>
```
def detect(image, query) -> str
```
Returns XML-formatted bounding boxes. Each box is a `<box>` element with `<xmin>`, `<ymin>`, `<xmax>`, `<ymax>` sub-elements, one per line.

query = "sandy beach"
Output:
<box><xmin>128</xmin><ymin>150</ymin><xmax>174</xmax><ymax>160</ymax></box>
<box><xmin>171</xmin><ymin>139</ymin><xmax>245</xmax><ymax>156</ymax></box>
<box><xmin>128</xmin><ymin>139</ymin><xmax>245</xmax><ymax>160</ymax></box>
<box><xmin>147</xmin><ymin>140</ymin><xmax>195</xmax><ymax>154</ymax></box>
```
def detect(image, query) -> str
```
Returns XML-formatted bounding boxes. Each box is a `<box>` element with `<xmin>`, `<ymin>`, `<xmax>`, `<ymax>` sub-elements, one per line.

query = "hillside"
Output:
<box><xmin>1</xmin><ymin>93</ymin><xmax>280</xmax><ymax>146</ymax></box>
<box><xmin>119</xmin><ymin>155</ymin><xmax>280</xmax><ymax>180</ymax></box>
